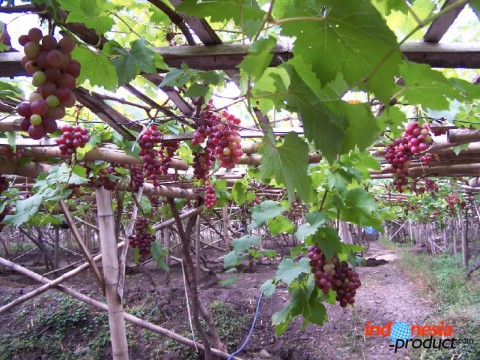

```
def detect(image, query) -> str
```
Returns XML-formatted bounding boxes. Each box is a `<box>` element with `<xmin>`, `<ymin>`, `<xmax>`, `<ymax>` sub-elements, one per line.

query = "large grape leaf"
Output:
<box><xmin>312</xmin><ymin>227</ymin><xmax>342</xmax><ymax>259</ymax></box>
<box><xmin>372</xmin><ymin>0</ymin><xmax>409</xmax><ymax>15</ymax></box>
<box><xmin>109</xmin><ymin>39</ymin><xmax>158</xmax><ymax>85</ymax></box>
<box><xmin>275</xmin><ymin>257</ymin><xmax>311</xmax><ymax>285</ymax></box>
<box><xmin>283</xmin><ymin>65</ymin><xmax>346</xmax><ymax>163</ymax></box>
<box><xmin>178</xmin><ymin>0</ymin><xmax>265</xmax><ymax>38</ymax></box>
<box><xmin>249</xmin><ymin>200</ymin><xmax>287</xmax><ymax>228</ymax></box>
<box><xmin>268</xmin><ymin>216</ymin><xmax>294</xmax><ymax>236</ymax></box>
<box><xmin>341</xmin><ymin>188</ymin><xmax>382</xmax><ymax>228</ymax></box>
<box><xmin>259</xmin><ymin>132</ymin><xmax>311</xmax><ymax>202</ymax></box>
<box><xmin>72</xmin><ymin>46</ymin><xmax>118</xmax><ymax>90</ymax></box>
<box><xmin>274</xmin><ymin>0</ymin><xmax>402</xmax><ymax>104</ymax></box>
<box><xmin>238</xmin><ymin>36</ymin><xmax>277</xmax><ymax>81</ymax></box>
<box><xmin>296</xmin><ymin>211</ymin><xmax>329</xmax><ymax>241</ymax></box>
<box><xmin>398</xmin><ymin>62</ymin><xmax>463</xmax><ymax>110</ymax></box>
<box><xmin>59</xmin><ymin>0</ymin><xmax>114</xmax><ymax>35</ymax></box>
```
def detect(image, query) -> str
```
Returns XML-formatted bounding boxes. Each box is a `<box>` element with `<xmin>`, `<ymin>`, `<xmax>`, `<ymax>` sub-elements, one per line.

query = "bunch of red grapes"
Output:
<box><xmin>56</xmin><ymin>125</ymin><xmax>90</xmax><ymax>155</ymax></box>
<box><xmin>204</xmin><ymin>181</ymin><xmax>216</xmax><ymax>208</ymax></box>
<box><xmin>191</xmin><ymin>101</ymin><xmax>244</xmax><ymax>179</ymax></box>
<box><xmin>446</xmin><ymin>192</ymin><xmax>460</xmax><ymax>215</ymax></box>
<box><xmin>3</xmin><ymin>146</ymin><xmax>24</xmax><ymax>161</ymax></box>
<box><xmin>128</xmin><ymin>217</ymin><xmax>155</xmax><ymax>260</ymax></box>
<box><xmin>17</xmin><ymin>28</ymin><xmax>80</xmax><ymax>140</ymax></box>
<box><xmin>307</xmin><ymin>244</ymin><xmax>361</xmax><ymax>308</ymax></box>
<box><xmin>97</xmin><ymin>164</ymin><xmax>120</xmax><ymax>190</ymax></box>
<box><xmin>138</xmin><ymin>125</ymin><xmax>164</xmax><ymax>187</ymax></box>
<box><xmin>384</xmin><ymin>122</ymin><xmax>433</xmax><ymax>192</ymax></box>
<box><xmin>158</xmin><ymin>141</ymin><xmax>179</xmax><ymax>176</ymax></box>
<box><xmin>129</xmin><ymin>164</ymin><xmax>144</xmax><ymax>190</ymax></box>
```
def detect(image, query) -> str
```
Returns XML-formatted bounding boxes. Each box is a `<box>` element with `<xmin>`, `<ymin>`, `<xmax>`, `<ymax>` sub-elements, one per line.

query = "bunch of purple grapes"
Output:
<box><xmin>307</xmin><ymin>244</ymin><xmax>361</xmax><ymax>308</ymax></box>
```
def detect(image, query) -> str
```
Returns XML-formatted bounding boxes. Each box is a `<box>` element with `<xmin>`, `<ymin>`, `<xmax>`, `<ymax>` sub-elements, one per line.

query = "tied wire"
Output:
<box><xmin>227</xmin><ymin>290</ymin><xmax>264</xmax><ymax>360</ymax></box>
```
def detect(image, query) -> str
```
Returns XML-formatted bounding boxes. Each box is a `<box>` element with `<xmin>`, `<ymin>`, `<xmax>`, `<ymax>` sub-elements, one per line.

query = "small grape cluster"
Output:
<box><xmin>148</xmin><ymin>194</ymin><xmax>160</xmax><ymax>210</ymax></box>
<box><xmin>56</xmin><ymin>125</ymin><xmax>90</xmax><ymax>155</ymax></box>
<box><xmin>128</xmin><ymin>217</ymin><xmax>155</xmax><ymax>260</ymax></box>
<box><xmin>204</xmin><ymin>181</ymin><xmax>216</xmax><ymax>208</ymax></box>
<box><xmin>307</xmin><ymin>245</ymin><xmax>361</xmax><ymax>308</ymax></box>
<box><xmin>446</xmin><ymin>192</ymin><xmax>460</xmax><ymax>215</ymax></box>
<box><xmin>17</xmin><ymin>28</ymin><xmax>80</xmax><ymax>140</ymax></box>
<box><xmin>420</xmin><ymin>153</ymin><xmax>433</xmax><ymax>166</ymax></box>
<box><xmin>191</xmin><ymin>101</ymin><xmax>244</xmax><ymax>180</ymax></box>
<box><xmin>138</xmin><ymin>125</ymin><xmax>163</xmax><ymax>187</ymax></box>
<box><xmin>97</xmin><ymin>164</ymin><xmax>120</xmax><ymax>190</ymax></box>
<box><xmin>3</xmin><ymin>146</ymin><xmax>24</xmax><ymax>161</ymax></box>
<box><xmin>384</xmin><ymin>122</ymin><xmax>432</xmax><ymax>192</ymax></box>
<box><xmin>192</xmin><ymin>150</ymin><xmax>215</xmax><ymax>180</ymax></box>
<box><xmin>158</xmin><ymin>141</ymin><xmax>179</xmax><ymax>176</ymax></box>
<box><xmin>129</xmin><ymin>165</ymin><xmax>144</xmax><ymax>190</ymax></box>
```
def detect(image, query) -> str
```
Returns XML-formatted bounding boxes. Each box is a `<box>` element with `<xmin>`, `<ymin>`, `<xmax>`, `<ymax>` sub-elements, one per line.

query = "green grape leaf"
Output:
<box><xmin>276</xmin><ymin>0</ymin><xmax>401</xmax><ymax>104</ymax></box>
<box><xmin>238</xmin><ymin>36</ymin><xmax>277</xmax><ymax>80</ymax></box>
<box><xmin>268</xmin><ymin>216</ymin><xmax>294</xmax><ymax>236</ymax></box>
<box><xmin>398</xmin><ymin>62</ymin><xmax>462</xmax><ymax>110</ymax></box>
<box><xmin>261</xmin><ymin>279</ymin><xmax>276</xmax><ymax>297</ymax></box>
<box><xmin>232</xmin><ymin>234</ymin><xmax>262</xmax><ymax>252</ymax></box>
<box><xmin>0</xmin><ymin>80</ymin><xmax>23</xmax><ymax>99</ymax></box>
<box><xmin>342</xmin><ymin>188</ymin><xmax>382</xmax><ymax>228</ymax></box>
<box><xmin>185</xmin><ymin>83</ymin><xmax>209</xmax><ymax>98</ymax></box>
<box><xmin>275</xmin><ymin>257</ymin><xmax>311</xmax><ymax>285</ymax></box>
<box><xmin>151</xmin><ymin>242</ymin><xmax>169</xmax><ymax>271</ymax></box>
<box><xmin>178</xmin><ymin>0</ymin><xmax>265</xmax><ymax>38</ymax></box>
<box><xmin>302</xmin><ymin>297</ymin><xmax>328</xmax><ymax>326</ymax></box>
<box><xmin>469</xmin><ymin>0</ymin><xmax>480</xmax><ymax>21</ymax></box>
<box><xmin>284</xmin><ymin>64</ymin><xmax>346</xmax><ymax>163</ymax></box>
<box><xmin>72</xmin><ymin>46</ymin><xmax>118</xmax><ymax>90</ymax></box>
<box><xmin>3</xmin><ymin>194</ymin><xmax>44</xmax><ymax>227</ymax></box>
<box><xmin>111</xmin><ymin>39</ymin><xmax>157</xmax><ymax>85</ymax></box>
<box><xmin>250</xmin><ymin>200</ymin><xmax>287</xmax><ymax>228</ymax></box>
<box><xmin>296</xmin><ymin>211</ymin><xmax>329</xmax><ymax>241</ymax></box>
<box><xmin>259</xmin><ymin>132</ymin><xmax>311</xmax><ymax>202</ymax></box>
<box><xmin>223</xmin><ymin>250</ymin><xmax>249</xmax><ymax>267</ymax></box>
<box><xmin>312</xmin><ymin>227</ymin><xmax>342</xmax><ymax>259</ymax></box>
<box><xmin>272</xmin><ymin>287</ymin><xmax>306</xmax><ymax>335</ymax></box>
<box><xmin>372</xmin><ymin>0</ymin><xmax>409</xmax><ymax>15</ymax></box>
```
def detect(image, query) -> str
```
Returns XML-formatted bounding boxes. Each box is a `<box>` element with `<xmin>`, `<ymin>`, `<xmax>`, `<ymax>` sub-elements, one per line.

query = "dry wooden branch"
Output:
<box><xmin>0</xmin><ymin>256</ymin><xmax>241</xmax><ymax>360</ymax></box>
<box><xmin>167</xmin><ymin>198</ymin><xmax>215</xmax><ymax>359</ymax></box>
<box><xmin>59</xmin><ymin>199</ymin><xmax>105</xmax><ymax>292</ymax></box>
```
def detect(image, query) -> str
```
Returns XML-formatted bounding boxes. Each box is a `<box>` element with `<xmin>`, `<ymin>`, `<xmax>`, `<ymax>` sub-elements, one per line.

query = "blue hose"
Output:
<box><xmin>227</xmin><ymin>290</ymin><xmax>264</xmax><ymax>359</ymax></box>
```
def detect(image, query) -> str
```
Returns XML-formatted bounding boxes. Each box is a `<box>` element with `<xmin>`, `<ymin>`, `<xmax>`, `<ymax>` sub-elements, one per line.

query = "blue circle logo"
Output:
<box><xmin>390</xmin><ymin>322</ymin><xmax>411</xmax><ymax>343</ymax></box>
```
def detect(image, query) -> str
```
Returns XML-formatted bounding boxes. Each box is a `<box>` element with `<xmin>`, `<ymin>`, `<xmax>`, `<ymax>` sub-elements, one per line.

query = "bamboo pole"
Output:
<box><xmin>96</xmin><ymin>187</ymin><xmax>129</xmax><ymax>360</ymax></box>
<box><xmin>0</xmin><ymin>256</ymin><xmax>241</xmax><ymax>360</ymax></box>
<box><xmin>59</xmin><ymin>199</ymin><xmax>105</xmax><ymax>291</ymax></box>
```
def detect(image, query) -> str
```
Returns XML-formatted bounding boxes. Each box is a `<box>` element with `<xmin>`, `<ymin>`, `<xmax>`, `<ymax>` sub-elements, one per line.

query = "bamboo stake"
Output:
<box><xmin>117</xmin><ymin>187</ymin><xmax>143</xmax><ymax>301</ymax></box>
<box><xmin>0</xmin><ymin>256</ymin><xmax>241</xmax><ymax>360</ymax></box>
<box><xmin>60</xmin><ymin>199</ymin><xmax>105</xmax><ymax>292</ymax></box>
<box><xmin>96</xmin><ymin>187</ymin><xmax>129</xmax><ymax>360</ymax></box>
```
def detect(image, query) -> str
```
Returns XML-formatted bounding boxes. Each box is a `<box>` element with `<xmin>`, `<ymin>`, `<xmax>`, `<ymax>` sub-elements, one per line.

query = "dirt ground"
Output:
<box><xmin>0</xmin><ymin>241</ymin><xmax>435</xmax><ymax>360</ymax></box>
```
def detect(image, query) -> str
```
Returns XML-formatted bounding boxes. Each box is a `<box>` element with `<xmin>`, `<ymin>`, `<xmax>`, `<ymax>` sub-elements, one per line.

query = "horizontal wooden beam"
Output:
<box><xmin>2</xmin><ymin>42</ymin><xmax>480</xmax><ymax>80</ymax></box>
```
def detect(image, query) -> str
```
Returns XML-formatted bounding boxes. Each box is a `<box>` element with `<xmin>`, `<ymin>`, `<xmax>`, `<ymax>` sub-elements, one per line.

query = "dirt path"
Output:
<box><xmin>210</xmin><ymin>241</ymin><xmax>435</xmax><ymax>360</ymax></box>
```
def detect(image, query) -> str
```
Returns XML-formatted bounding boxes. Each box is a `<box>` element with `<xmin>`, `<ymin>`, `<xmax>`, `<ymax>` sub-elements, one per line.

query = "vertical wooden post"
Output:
<box><xmin>96</xmin><ymin>187</ymin><xmax>129</xmax><ymax>360</ymax></box>
<box><xmin>462</xmin><ymin>216</ymin><xmax>469</xmax><ymax>266</ymax></box>
<box><xmin>222</xmin><ymin>206</ymin><xmax>230</xmax><ymax>249</ymax></box>
<box><xmin>164</xmin><ymin>226</ymin><xmax>171</xmax><ymax>286</ymax></box>
<box><xmin>54</xmin><ymin>225</ymin><xmax>60</xmax><ymax>269</ymax></box>
<box><xmin>196</xmin><ymin>216</ymin><xmax>201</xmax><ymax>278</ymax></box>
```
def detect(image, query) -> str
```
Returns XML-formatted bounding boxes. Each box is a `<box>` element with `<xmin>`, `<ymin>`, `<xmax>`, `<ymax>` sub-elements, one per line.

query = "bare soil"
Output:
<box><xmin>0</xmin><ymin>241</ymin><xmax>435</xmax><ymax>360</ymax></box>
